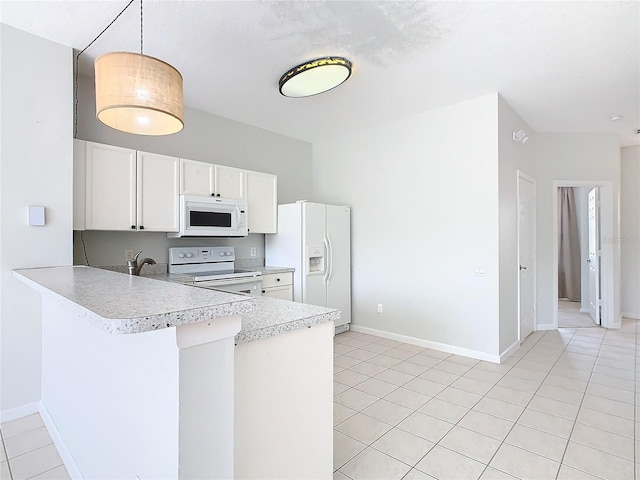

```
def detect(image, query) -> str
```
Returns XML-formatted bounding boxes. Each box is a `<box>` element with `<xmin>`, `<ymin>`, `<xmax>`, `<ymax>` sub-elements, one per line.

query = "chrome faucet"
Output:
<box><xmin>127</xmin><ymin>251</ymin><xmax>157</xmax><ymax>276</ymax></box>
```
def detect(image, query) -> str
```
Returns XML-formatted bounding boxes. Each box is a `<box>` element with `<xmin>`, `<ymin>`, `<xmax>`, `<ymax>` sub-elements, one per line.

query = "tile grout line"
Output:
<box><xmin>337</xmin><ymin>332</ymin><xmax>544</xmax><ymax>476</ymax></box>
<box><xmin>472</xmin><ymin>329</ymin><xmax>560</xmax><ymax>480</ymax></box>
<box><xmin>335</xmin><ymin>328</ymin><xmax>634</xmax><ymax>479</ymax></box>
<box><xmin>553</xmin><ymin>328</ymin><xmax>606</xmax><ymax>480</ymax></box>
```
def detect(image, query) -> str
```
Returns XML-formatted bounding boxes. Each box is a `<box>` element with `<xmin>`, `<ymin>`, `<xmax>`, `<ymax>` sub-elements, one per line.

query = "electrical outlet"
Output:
<box><xmin>125</xmin><ymin>249</ymin><xmax>134</xmax><ymax>262</ymax></box>
<box><xmin>250</xmin><ymin>247</ymin><xmax>257</xmax><ymax>257</ymax></box>
<box><xmin>377</xmin><ymin>304</ymin><xmax>383</xmax><ymax>314</ymax></box>
<box><xmin>473</xmin><ymin>267</ymin><xmax>486</xmax><ymax>277</ymax></box>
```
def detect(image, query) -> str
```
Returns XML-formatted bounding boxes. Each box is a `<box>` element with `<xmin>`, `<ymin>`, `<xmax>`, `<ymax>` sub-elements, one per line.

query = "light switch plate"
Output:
<box><xmin>28</xmin><ymin>206</ymin><xmax>45</xmax><ymax>226</ymax></box>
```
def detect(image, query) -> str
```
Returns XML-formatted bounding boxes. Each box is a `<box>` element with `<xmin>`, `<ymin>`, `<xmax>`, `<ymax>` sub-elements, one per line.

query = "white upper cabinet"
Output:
<box><xmin>214</xmin><ymin>164</ymin><xmax>245</xmax><ymax>200</ymax></box>
<box><xmin>181</xmin><ymin>160</ymin><xmax>245</xmax><ymax>200</ymax></box>
<box><xmin>180</xmin><ymin>158</ymin><xmax>215</xmax><ymax>196</ymax></box>
<box><xmin>136</xmin><ymin>151</ymin><xmax>180</xmax><ymax>232</ymax></box>
<box><xmin>79</xmin><ymin>141</ymin><xmax>179</xmax><ymax>232</ymax></box>
<box><xmin>84</xmin><ymin>141</ymin><xmax>137</xmax><ymax>231</ymax></box>
<box><xmin>246</xmin><ymin>170</ymin><xmax>277</xmax><ymax>233</ymax></box>
<box><xmin>75</xmin><ymin>141</ymin><xmax>277</xmax><ymax>234</ymax></box>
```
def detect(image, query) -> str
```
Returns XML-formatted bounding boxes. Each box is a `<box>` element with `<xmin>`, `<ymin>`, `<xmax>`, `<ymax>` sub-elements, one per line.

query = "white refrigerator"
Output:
<box><xmin>266</xmin><ymin>201</ymin><xmax>351</xmax><ymax>332</ymax></box>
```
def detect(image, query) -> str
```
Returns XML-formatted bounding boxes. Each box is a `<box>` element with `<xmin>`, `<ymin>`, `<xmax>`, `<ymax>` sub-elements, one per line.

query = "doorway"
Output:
<box><xmin>557</xmin><ymin>186</ymin><xmax>600</xmax><ymax>328</ymax></box>
<box><xmin>553</xmin><ymin>181</ymin><xmax>617</xmax><ymax>329</ymax></box>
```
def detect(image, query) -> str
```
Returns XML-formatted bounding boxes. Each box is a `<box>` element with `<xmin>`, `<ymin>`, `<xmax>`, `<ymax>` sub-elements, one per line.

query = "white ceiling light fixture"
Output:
<box><xmin>279</xmin><ymin>56</ymin><xmax>352</xmax><ymax>98</ymax></box>
<box><xmin>512</xmin><ymin>129</ymin><xmax>529</xmax><ymax>144</ymax></box>
<box><xmin>608</xmin><ymin>114</ymin><xmax>624</xmax><ymax>121</ymax></box>
<box><xmin>89</xmin><ymin>0</ymin><xmax>184</xmax><ymax>136</ymax></box>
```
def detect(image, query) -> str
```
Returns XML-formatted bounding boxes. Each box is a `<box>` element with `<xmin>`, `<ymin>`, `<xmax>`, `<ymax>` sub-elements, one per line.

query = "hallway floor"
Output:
<box><xmin>334</xmin><ymin>320</ymin><xmax>638</xmax><ymax>479</ymax></box>
<box><xmin>558</xmin><ymin>299</ymin><xmax>598</xmax><ymax>328</ymax></box>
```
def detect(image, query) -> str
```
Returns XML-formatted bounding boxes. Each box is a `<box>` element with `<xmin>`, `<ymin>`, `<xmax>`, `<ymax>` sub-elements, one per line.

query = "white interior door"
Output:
<box><xmin>588</xmin><ymin>188</ymin><xmax>601</xmax><ymax>325</ymax></box>
<box><xmin>518</xmin><ymin>175</ymin><xmax>535</xmax><ymax>341</ymax></box>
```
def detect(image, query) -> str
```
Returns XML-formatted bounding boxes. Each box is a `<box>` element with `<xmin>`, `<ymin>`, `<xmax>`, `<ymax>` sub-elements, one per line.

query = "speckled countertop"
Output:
<box><xmin>143</xmin><ymin>269</ymin><xmax>339</xmax><ymax>345</ymax></box>
<box><xmin>14</xmin><ymin>266</ymin><xmax>338</xmax><ymax>343</ymax></box>
<box><xmin>235</xmin><ymin>296</ymin><xmax>339</xmax><ymax>345</ymax></box>
<box><xmin>13</xmin><ymin>266</ymin><xmax>255</xmax><ymax>335</ymax></box>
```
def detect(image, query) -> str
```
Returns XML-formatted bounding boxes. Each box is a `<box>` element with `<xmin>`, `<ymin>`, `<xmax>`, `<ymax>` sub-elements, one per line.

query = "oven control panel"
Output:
<box><xmin>169</xmin><ymin>246</ymin><xmax>235</xmax><ymax>265</ymax></box>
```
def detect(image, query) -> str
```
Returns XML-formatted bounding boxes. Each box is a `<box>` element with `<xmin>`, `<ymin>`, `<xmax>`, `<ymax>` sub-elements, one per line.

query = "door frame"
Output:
<box><xmin>517</xmin><ymin>170</ymin><xmax>537</xmax><ymax>342</ymax></box>
<box><xmin>552</xmin><ymin>180</ymin><xmax>618</xmax><ymax>329</ymax></box>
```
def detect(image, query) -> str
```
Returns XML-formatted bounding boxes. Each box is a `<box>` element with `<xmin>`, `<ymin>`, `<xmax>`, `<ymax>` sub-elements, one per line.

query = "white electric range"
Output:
<box><xmin>168</xmin><ymin>246</ymin><xmax>262</xmax><ymax>296</ymax></box>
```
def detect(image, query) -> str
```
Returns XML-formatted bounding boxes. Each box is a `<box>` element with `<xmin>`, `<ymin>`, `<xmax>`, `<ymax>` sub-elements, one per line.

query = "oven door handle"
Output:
<box><xmin>195</xmin><ymin>278</ymin><xmax>260</xmax><ymax>288</ymax></box>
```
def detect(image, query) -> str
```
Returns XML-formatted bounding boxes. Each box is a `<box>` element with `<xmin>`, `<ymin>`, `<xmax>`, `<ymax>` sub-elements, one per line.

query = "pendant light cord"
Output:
<box><xmin>140</xmin><ymin>0</ymin><xmax>144</xmax><ymax>55</ymax></box>
<box><xmin>73</xmin><ymin>0</ymin><xmax>137</xmax><ymax>138</ymax></box>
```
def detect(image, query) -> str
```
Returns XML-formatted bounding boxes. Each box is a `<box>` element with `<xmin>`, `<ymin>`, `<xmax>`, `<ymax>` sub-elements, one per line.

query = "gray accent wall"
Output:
<box><xmin>74</xmin><ymin>75</ymin><xmax>312</xmax><ymax>267</ymax></box>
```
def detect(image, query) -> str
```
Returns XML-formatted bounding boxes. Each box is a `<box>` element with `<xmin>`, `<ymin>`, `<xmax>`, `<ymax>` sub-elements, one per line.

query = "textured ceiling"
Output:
<box><xmin>1</xmin><ymin>0</ymin><xmax>638</xmax><ymax>145</ymax></box>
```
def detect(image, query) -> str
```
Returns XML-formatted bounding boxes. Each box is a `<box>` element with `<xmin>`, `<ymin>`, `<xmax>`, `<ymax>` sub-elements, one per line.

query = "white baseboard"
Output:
<box><xmin>580</xmin><ymin>308</ymin><xmax>589</xmax><ymax>313</ymax></box>
<box><xmin>0</xmin><ymin>401</ymin><xmax>39</xmax><ymax>423</ymax></box>
<box><xmin>499</xmin><ymin>340</ymin><xmax>520</xmax><ymax>364</ymax></box>
<box><xmin>621</xmin><ymin>312</ymin><xmax>640</xmax><ymax>320</ymax></box>
<box><xmin>536</xmin><ymin>323</ymin><xmax>557</xmax><ymax>331</ymax></box>
<box><xmin>39</xmin><ymin>402</ymin><xmax>83</xmax><ymax>480</ymax></box>
<box><xmin>349</xmin><ymin>325</ymin><xmax>501</xmax><ymax>363</ymax></box>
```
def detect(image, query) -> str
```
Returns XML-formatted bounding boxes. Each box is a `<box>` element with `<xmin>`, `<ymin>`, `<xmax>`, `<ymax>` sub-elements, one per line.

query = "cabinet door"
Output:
<box><xmin>246</xmin><ymin>170</ymin><xmax>277</xmax><ymax>233</ymax></box>
<box><xmin>137</xmin><ymin>151</ymin><xmax>180</xmax><ymax>232</ymax></box>
<box><xmin>85</xmin><ymin>141</ymin><xmax>136</xmax><ymax>230</ymax></box>
<box><xmin>180</xmin><ymin>158</ymin><xmax>215</xmax><ymax>196</ymax></box>
<box><xmin>262</xmin><ymin>285</ymin><xmax>293</xmax><ymax>301</ymax></box>
<box><xmin>214</xmin><ymin>165</ymin><xmax>245</xmax><ymax>199</ymax></box>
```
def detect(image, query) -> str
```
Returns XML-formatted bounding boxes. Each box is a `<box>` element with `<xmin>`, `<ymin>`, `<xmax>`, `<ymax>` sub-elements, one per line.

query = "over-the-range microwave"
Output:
<box><xmin>167</xmin><ymin>195</ymin><xmax>248</xmax><ymax>238</ymax></box>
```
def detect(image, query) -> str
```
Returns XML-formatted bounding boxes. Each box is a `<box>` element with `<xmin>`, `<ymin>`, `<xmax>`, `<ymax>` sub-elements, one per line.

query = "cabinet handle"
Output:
<box><xmin>262</xmin><ymin>290</ymin><xmax>265</xmax><ymax>294</ymax></box>
<box><xmin>211</xmin><ymin>193</ymin><xmax>215</xmax><ymax>196</ymax></box>
<box><xmin>217</xmin><ymin>193</ymin><xmax>221</xmax><ymax>197</ymax></box>
<box><xmin>139</xmin><ymin>225</ymin><xmax>145</xmax><ymax>230</ymax></box>
<box><xmin>131</xmin><ymin>225</ymin><xmax>136</xmax><ymax>230</ymax></box>
<box><xmin>276</xmin><ymin>278</ymin><xmax>280</xmax><ymax>282</ymax></box>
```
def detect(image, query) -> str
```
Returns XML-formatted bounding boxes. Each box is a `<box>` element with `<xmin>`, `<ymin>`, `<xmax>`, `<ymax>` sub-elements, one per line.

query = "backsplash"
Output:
<box><xmin>99</xmin><ymin>263</ymin><xmax>169</xmax><ymax>275</ymax></box>
<box><xmin>74</xmin><ymin>230</ymin><xmax>266</xmax><ymax>268</ymax></box>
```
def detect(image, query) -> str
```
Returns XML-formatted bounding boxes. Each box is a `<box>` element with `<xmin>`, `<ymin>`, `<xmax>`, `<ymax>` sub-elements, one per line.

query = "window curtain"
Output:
<box><xmin>558</xmin><ymin>187</ymin><xmax>581</xmax><ymax>300</ymax></box>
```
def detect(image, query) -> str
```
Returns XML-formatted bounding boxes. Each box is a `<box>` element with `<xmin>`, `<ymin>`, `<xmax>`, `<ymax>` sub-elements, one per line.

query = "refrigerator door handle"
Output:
<box><xmin>326</xmin><ymin>234</ymin><xmax>333</xmax><ymax>285</ymax></box>
<box><xmin>323</xmin><ymin>237</ymin><xmax>330</xmax><ymax>285</ymax></box>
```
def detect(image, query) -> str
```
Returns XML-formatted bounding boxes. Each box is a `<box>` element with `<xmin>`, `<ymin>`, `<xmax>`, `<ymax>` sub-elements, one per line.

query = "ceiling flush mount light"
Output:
<box><xmin>279</xmin><ymin>56</ymin><xmax>352</xmax><ymax>98</ymax></box>
<box><xmin>91</xmin><ymin>0</ymin><xmax>183</xmax><ymax>135</ymax></box>
<box><xmin>512</xmin><ymin>129</ymin><xmax>529</xmax><ymax>144</ymax></box>
<box><xmin>608</xmin><ymin>114</ymin><xmax>624</xmax><ymax>121</ymax></box>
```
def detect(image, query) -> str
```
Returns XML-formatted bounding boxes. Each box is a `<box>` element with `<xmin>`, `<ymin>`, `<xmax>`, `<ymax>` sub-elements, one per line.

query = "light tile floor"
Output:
<box><xmin>334</xmin><ymin>320</ymin><xmax>639</xmax><ymax>480</ymax></box>
<box><xmin>2</xmin><ymin>320</ymin><xmax>637</xmax><ymax>480</ymax></box>
<box><xmin>0</xmin><ymin>414</ymin><xmax>69</xmax><ymax>480</ymax></box>
<box><xmin>558</xmin><ymin>300</ymin><xmax>598</xmax><ymax>328</ymax></box>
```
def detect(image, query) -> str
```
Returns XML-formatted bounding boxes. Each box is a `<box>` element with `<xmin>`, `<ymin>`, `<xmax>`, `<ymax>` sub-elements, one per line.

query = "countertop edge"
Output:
<box><xmin>235</xmin><ymin>309</ymin><xmax>340</xmax><ymax>345</ymax></box>
<box><xmin>13</xmin><ymin>267</ymin><xmax>257</xmax><ymax>335</ymax></box>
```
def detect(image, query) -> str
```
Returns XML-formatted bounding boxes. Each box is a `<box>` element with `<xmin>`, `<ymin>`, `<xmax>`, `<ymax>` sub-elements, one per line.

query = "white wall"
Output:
<box><xmin>621</xmin><ymin>146</ymin><xmax>640</xmax><ymax>318</ymax></box>
<box><xmin>74</xmin><ymin>75</ymin><xmax>313</xmax><ymax>268</ymax></box>
<box><xmin>535</xmin><ymin>134</ymin><xmax>620</xmax><ymax>329</ymax></box>
<box><xmin>497</xmin><ymin>96</ymin><xmax>536</xmax><ymax>353</ymax></box>
<box><xmin>0</xmin><ymin>24</ymin><xmax>73</xmax><ymax>416</ymax></box>
<box><xmin>313</xmin><ymin>94</ymin><xmax>501</xmax><ymax>358</ymax></box>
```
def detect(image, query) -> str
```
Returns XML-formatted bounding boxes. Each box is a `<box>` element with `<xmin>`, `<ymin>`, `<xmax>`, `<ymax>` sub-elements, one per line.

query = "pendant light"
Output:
<box><xmin>93</xmin><ymin>0</ymin><xmax>184</xmax><ymax>135</ymax></box>
<box><xmin>279</xmin><ymin>57</ymin><xmax>352</xmax><ymax>98</ymax></box>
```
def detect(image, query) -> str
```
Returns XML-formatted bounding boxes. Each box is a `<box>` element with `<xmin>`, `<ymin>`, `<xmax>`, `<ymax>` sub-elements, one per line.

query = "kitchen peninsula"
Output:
<box><xmin>13</xmin><ymin>266</ymin><xmax>338</xmax><ymax>480</ymax></box>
